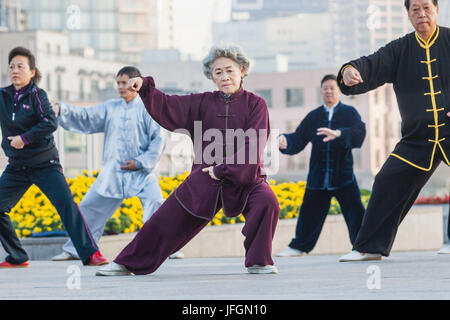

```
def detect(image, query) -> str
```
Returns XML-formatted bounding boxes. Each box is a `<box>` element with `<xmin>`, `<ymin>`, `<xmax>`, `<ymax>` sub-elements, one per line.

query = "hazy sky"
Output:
<box><xmin>170</xmin><ymin>0</ymin><xmax>449</xmax><ymax>60</ymax></box>
<box><xmin>172</xmin><ymin>0</ymin><xmax>232</xmax><ymax>60</ymax></box>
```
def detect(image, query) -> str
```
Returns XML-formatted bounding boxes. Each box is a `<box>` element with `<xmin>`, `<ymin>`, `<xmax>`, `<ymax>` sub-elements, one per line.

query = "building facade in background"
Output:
<box><xmin>438</xmin><ymin>0</ymin><xmax>450</xmax><ymax>24</ymax></box>
<box><xmin>13</xmin><ymin>0</ymin><xmax>158</xmax><ymax>63</ymax></box>
<box><xmin>329</xmin><ymin>0</ymin><xmax>411</xmax><ymax>65</ymax></box>
<box><xmin>231</xmin><ymin>0</ymin><xmax>328</xmax><ymax>20</ymax></box>
<box><xmin>0</xmin><ymin>0</ymin><xmax>26</xmax><ymax>31</ymax></box>
<box><xmin>0</xmin><ymin>0</ymin><xmax>448</xmax><ymax>193</ymax></box>
<box><xmin>218</xmin><ymin>0</ymin><xmax>415</xmax><ymax>70</ymax></box>
<box><xmin>213</xmin><ymin>13</ymin><xmax>336</xmax><ymax>71</ymax></box>
<box><xmin>154</xmin><ymin>0</ymin><xmax>175</xmax><ymax>50</ymax></box>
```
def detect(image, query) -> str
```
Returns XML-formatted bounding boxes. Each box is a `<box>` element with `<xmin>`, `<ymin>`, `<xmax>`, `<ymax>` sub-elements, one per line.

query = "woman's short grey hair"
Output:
<box><xmin>202</xmin><ymin>44</ymin><xmax>250</xmax><ymax>80</ymax></box>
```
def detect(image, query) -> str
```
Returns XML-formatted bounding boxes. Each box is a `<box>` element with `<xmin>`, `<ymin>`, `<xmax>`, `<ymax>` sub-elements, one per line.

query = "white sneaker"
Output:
<box><xmin>339</xmin><ymin>250</ymin><xmax>382</xmax><ymax>262</ymax></box>
<box><xmin>95</xmin><ymin>262</ymin><xmax>132</xmax><ymax>276</ymax></box>
<box><xmin>52</xmin><ymin>252</ymin><xmax>79</xmax><ymax>261</ymax></box>
<box><xmin>247</xmin><ymin>265</ymin><xmax>278</xmax><ymax>274</ymax></box>
<box><xmin>437</xmin><ymin>245</ymin><xmax>450</xmax><ymax>254</ymax></box>
<box><xmin>276</xmin><ymin>247</ymin><xmax>305</xmax><ymax>257</ymax></box>
<box><xmin>169</xmin><ymin>251</ymin><xmax>185</xmax><ymax>259</ymax></box>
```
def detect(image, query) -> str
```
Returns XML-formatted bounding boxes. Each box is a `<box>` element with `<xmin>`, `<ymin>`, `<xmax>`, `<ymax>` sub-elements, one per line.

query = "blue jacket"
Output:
<box><xmin>0</xmin><ymin>82</ymin><xmax>59</xmax><ymax>167</ymax></box>
<box><xmin>58</xmin><ymin>96</ymin><xmax>165</xmax><ymax>199</ymax></box>
<box><xmin>280</xmin><ymin>102</ymin><xmax>366</xmax><ymax>190</ymax></box>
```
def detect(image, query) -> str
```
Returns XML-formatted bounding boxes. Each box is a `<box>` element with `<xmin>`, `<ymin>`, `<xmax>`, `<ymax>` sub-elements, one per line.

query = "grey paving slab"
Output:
<box><xmin>0</xmin><ymin>251</ymin><xmax>449</xmax><ymax>300</ymax></box>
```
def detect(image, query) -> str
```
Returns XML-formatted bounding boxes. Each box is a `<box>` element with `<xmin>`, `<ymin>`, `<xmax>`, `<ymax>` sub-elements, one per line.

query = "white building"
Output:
<box><xmin>13</xmin><ymin>0</ymin><xmax>158</xmax><ymax>64</ymax></box>
<box><xmin>438</xmin><ymin>0</ymin><xmax>450</xmax><ymax>26</ymax></box>
<box><xmin>213</xmin><ymin>12</ymin><xmax>336</xmax><ymax>71</ymax></box>
<box><xmin>216</xmin><ymin>0</ymin><xmax>418</xmax><ymax>70</ymax></box>
<box><xmin>0</xmin><ymin>0</ymin><xmax>26</xmax><ymax>31</ymax></box>
<box><xmin>330</xmin><ymin>0</ymin><xmax>411</xmax><ymax>65</ymax></box>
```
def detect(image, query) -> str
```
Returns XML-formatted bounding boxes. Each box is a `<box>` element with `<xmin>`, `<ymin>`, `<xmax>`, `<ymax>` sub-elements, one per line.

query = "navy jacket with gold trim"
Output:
<box><xmin>337</xmin><ymin>26</ymin><xmax>450</xmax><ymax>171</ymax></box>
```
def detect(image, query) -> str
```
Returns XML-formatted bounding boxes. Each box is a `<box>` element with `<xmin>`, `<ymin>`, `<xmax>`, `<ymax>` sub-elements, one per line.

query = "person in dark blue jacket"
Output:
<box><xmin>276</xmin><ymin>74</ymin><xmax>366</xmax><ymax>257</ymax></box>
<box><xmin>0</xmin><ymin>47</ymin><xmax>108</xmax><ymax>268</ymax></box>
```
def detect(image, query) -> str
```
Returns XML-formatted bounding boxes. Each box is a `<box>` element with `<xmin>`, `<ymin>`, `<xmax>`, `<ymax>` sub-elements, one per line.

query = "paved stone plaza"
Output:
<box><xmin>0</xmin><ymin>251</ymin><xmax>449</xmax><ymax>300</ymax></box>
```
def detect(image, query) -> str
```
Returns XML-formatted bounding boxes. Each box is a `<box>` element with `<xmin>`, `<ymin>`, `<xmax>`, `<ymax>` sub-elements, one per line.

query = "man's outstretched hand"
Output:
<box><xmin>342</xmin><ymin>66</ymin><xmax>364</xmax><ymax>87</ymax></box>
<box><xmin>317</xmin><ymin>128</ymin><xmax>342</xmax><ymax>142</ymax></box>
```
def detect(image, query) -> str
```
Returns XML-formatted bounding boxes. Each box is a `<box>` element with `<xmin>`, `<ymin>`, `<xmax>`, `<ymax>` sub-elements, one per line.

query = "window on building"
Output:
<box><xmin>121</xmin><ymin>34</ymin><xmax>137</xmax><ymax>47</ymax></box>
<box><xmin>94</xmin><ymin>0</ymin><xmax>118</xmax><ymax>10</ymax></box>
<box><xmin>376</xmin><ymin>39</ymin><xmax>388</xmax><ymax>47</ymax></box>
<box><xmin>69</xmin><ymin>32</ymin><xmax>91</xmax><ymax>48</ymax></box>
<box><xmin>255</xmin><ymin>89</ymin><xmax>272</xmax><ymax>108</ymax></box>
<box><xmin>392</xmin><ymin>28</ymin><xmax>404</xmax><ymax>35</ymax></box>
<box><xmin>97</xmin><ymin>33</ymin><xmax>117</xmax><ymax>49</ymax></box>
<box><xmin>317</xmin><ymin>87</ymin><xmax>323</xmax><ymax>105</ymax></box>
<box><xmin>79</xmin><ymin>78</ymin><xmax>85</xmax><ymax>101</ymax></box>
<box><xmin>376</xmin><ymin>149</ymin><xmax>381</xmax><ymax>169</ymax></box>
<box><xmin>375</xmin><ymin>118</ymin><xmax>380</xmax><ymax>137</ymax></box>
<box><xmin>64</xmin><ymin>132</ymin><xmax>87</xmax><ymax>153</ymax></box>
<box><xmin>374</xmin><ymin>89</ymin><xmax>380</xmax><ymax>105</ymax></box>
<box><xmin>46</xmin><ymin>73</ymin><xmax>51</xmax><ymax>92</ymax></box>
<box><xmin>90</xmin><ymin>79</ymin><xmax>99</xmax><ymax>100</ymax></box>
<box><xmin>286</xmin><ymin>120</ymin><xmax>308</xmax><ymax>171</ymax></box>
<box><xmin>189</xmin><ymin>82</ymin><xmax>202</xmax><ymax>92</ymax></box>
<box><xmin>95</xmin><ymin>13</ymin><xmax>117</xmax><ymax>29</ymax></box>
<box><xmin>285</xmin><ymin>88</ymin><xmax>304</xmax><ymax>107</ymax></box>
<box><xmin>40</xmin><ymin>13</ymin><xmax>62</xmax><ymax>29</ymax></box>
<box><xmin>57</xmin><ymin>74</ymin><xmax>62</xmax><ymax>100</ymax></box>
<box><xmin>121</xmin><ymin>13</ymin><xmax>136</xmax><ymax>29</ymax></box>
<box><xmin>353</xmin><ymin>149</ymin><xmax>362</xmax><ymax>170</ymax></box>
<box><xmin>77</xmin><ymin>0</ymin><xmax>92</xmax><ymax>10</ymax></box>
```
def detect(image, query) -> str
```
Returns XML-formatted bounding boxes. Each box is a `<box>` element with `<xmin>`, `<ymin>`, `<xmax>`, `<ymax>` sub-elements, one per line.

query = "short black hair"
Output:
<box><xmin>404</xmin><ymin>0</ymin><xmax>438</xmax><ymax>10</ymax></box>
<box><xmin>321</xmin><ymin>74</ymin><xmax>337</xmax><ymax>87</ymax></box>
<box><xmin>8</xmin><ymin>46</ymin><xmax>42</xmax><ymax>84</ymax></box>
<box><xmin>116</xmin><ymin>66</ymin><xmax>142</xmax><ymax>79</ymax></box>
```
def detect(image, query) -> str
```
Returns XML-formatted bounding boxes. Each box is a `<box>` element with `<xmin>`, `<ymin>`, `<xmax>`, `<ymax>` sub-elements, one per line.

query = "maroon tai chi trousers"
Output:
<box><xmin>114</xmin><ymin>181</ymin><xmax>280</xmax><ymax>275</ymax></box>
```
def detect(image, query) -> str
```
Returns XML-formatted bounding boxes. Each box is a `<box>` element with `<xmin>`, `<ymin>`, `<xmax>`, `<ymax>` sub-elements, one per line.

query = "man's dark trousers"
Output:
<box><xmin>289</xmin><ymin>180</ymin><xmax>365</xmax><ymax>253</ymax></box>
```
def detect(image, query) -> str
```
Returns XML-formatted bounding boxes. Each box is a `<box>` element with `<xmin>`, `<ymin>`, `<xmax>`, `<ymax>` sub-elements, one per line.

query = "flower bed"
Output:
<box><xmin>7</xmin><ymin>170</ymin><xmax>371</xmax><ymax>238</ymax></box>
<box><xmin>414</xmin><ymin>195</ymin><xmax>450</xmax><ymax>205</ymax></box>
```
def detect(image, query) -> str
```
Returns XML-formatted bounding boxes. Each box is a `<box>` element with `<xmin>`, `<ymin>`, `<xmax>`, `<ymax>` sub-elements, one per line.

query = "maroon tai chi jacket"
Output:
<box><xmin>139</xmin><ymin>77</ymin><xmax>272</xmax><ymax>220</ymax></box>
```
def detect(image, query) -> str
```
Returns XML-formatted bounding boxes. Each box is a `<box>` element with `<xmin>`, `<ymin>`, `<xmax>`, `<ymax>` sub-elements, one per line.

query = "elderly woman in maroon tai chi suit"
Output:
<box><xmin>96</xmin><ymin>44</ymin><xmax>280</xmax><ymax>276</ymax></box>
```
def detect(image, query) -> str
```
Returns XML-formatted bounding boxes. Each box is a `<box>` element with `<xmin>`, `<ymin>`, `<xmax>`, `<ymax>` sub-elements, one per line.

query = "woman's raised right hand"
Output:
<box><xmin>127</xmin><ymin>77</ymin><xmax>143</xmax><ymax>92</ymax></box>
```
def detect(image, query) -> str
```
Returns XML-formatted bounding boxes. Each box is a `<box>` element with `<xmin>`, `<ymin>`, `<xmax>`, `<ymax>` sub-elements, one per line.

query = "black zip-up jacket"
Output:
<box><xmin>0</xmin><ymin>82</ymin><xmax>59</xmax><ymax>167</ymax></box>
<box><xmin>280</xmin><ymin>102</ymin><xmax>366</xmax><ymax>190</ymax></box>
<box><xmin>337</xmin><ymin>26</ymin><xmax>450</xmax><ymax>171</ymax></box>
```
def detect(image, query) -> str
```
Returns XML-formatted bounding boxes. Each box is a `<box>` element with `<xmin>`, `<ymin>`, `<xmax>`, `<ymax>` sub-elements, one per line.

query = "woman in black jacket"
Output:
<box><xmin>0</xmin><ymin>47</ymin><xmax>108</xmax><ymax>268</ymax></box>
